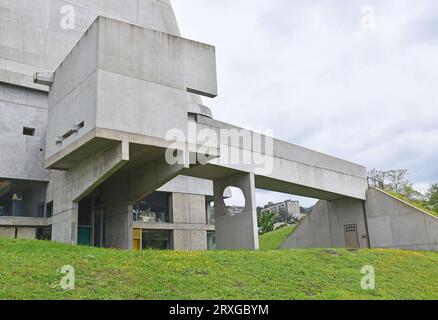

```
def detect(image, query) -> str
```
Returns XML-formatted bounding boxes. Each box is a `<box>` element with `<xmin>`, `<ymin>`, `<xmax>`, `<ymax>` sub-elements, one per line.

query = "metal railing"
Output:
<box><xmin>367</xmin><ymin>177</ymin><xmax>385</xmax><ymax>189</ymax></box>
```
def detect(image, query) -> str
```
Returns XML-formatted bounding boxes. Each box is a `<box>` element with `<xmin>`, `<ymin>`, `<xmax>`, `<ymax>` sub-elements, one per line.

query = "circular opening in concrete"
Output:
<box><xmin>223</xmin><ymin>187</ymin><xmax>245</xmax><ymax>216</ymax></box>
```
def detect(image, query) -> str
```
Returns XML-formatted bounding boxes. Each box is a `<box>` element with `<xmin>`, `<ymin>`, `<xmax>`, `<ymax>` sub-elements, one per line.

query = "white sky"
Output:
<box><xmin>172</xmin><ymin>0</ymin><xmax>438</xmax><ymax>207</ymax></box>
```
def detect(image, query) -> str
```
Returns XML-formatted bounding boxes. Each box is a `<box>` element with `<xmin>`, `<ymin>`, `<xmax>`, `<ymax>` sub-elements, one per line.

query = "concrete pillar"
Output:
<box><xmin>101</xmin><ymin>174</ymin><xmax>133</xmax><ymax>250</ymax></box>
<box><xmin>51</xmin><ymin>198</ymin><xmax>78</xmax><ymax>245</ymax></box>
<box><xmin>104</xmin><ymin>201</ymin><xmax>133</xmax><ymax>250</ymax></box>
<box><xmin>213</xmin><ymin>172</ymin><xmax>259</xmax><ymax>250</ymax></box>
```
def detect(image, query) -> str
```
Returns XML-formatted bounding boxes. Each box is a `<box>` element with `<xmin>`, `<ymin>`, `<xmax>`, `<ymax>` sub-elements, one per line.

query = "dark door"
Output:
<box><xmin>77</xmin><ymin>227</ymin><xmax>92</xmax><ymax>246</ymax></box>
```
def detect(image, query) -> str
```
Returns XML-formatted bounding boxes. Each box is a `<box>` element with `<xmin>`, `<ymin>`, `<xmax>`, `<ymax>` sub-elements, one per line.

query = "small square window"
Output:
<box><xmin>23</xmin><ymin>127</ymin><xmax>35</xmax><ymax>136</ymax></box>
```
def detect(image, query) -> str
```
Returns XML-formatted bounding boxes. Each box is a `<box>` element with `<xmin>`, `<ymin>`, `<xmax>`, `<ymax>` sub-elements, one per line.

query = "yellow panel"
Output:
<box><xmin>133</xmin><ymin>239</ymin><xmax>141</xmax><ymax>252</ymax></box>
<box><xmin>133</xmin><ymin>229</ymin><xmax>141</xmax><ymax>251</ymax></box>
<box><xmin>133</xmin><ymin>228</ymin><xmax>141</xmax><ymax>239</ymax></box>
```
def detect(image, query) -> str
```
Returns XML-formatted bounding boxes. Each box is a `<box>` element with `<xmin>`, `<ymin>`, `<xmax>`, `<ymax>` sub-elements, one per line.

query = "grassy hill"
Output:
<box><xmin>259</xmin><ymin>225</ymin><xmax>297</xmax><ymax>251</ymax></box>
<box><xmin>0</xmin><ymin>239</ymin><xmax>437</xmax><ymax>300</ymax></box>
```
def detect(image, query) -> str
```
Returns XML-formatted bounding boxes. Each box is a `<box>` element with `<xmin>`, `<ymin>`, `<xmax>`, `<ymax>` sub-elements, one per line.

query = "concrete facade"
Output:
<box><xmin>365</xmin><ymin>188</ymin><xmax>438</xmax><ymax>251</ymax></box>
<box><xmin>283</xmin><ymin>188</ymin><xmax>438</xmax><ymax>251</ymax></box>
<box><xmin>1</xmin><ymin>0</ymin><xmax>434</xmax><ymax>252</ymax></box>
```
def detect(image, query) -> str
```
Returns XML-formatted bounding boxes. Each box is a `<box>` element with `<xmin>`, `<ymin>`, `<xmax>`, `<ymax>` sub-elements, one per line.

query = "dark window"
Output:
<box><xmin>0</xmin><ymin>179</ymin><xmax>46</xmax><ymax>217</ymax></box>
<box><xmin>142</xmin><ymin>230</ymin><xmax>172</xmax><ymax>250</ymax></box>
<box><xmin>133</xmin><ymin>192</ymin><xmax>172</xmax><ymax>223</ymax></box>
<box><xmin>37</xmin><ymin>227</ymin><xmax>52</xmax><ymax>241</ymax></box>
<box><xmin>23</xmin><ymin>127</ymin><xmax>35</xmax><ymax>136</ymax></box>
<box><xmin>78</xmin><ymin>198</ymin><xmax>93</xmax><ymax>226</ymax></box>
<box><xmin>46</xmin><ymin>201</ymin><xmax>53</xmax><ymax>218</ymax></box>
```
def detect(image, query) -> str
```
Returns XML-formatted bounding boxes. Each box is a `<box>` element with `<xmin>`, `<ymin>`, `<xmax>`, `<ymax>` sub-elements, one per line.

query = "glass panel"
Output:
<box><xmin>142</xmin><ymin>230</ymin><xmax>171</xmax><ymax>250</ymax></box>
<box><xmin>133</xmin><ymin>192</ymin><xmax>171</xmax><ymax>223</ymax></box>
<box><xmin>207</xmin><ymin>232</ymin><xmax>216</xmax><ymax>250</ymax></box>
<box><xmin>206</xmin><ymin>201</ymin><xmax>215</xmax><ymax>225</ymax></box>
<box><xmin>0</xmin><ymin>179</ymin><xmax>46</xmax><ymax>218</ymax></box>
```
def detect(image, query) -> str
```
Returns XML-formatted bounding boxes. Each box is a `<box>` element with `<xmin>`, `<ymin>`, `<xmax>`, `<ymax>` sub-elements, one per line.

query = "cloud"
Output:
<box><xmin>172</xmin><ymin>0</ymin><xmax>438</xmax><ymax>201</ymax></box>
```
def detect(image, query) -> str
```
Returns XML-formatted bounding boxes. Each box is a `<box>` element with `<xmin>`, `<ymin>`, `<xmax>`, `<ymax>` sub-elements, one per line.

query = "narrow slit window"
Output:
<box><xmin>23</xmin><ymin>127</ymin><xmax>35</xmax><ymax>136</ymax></box>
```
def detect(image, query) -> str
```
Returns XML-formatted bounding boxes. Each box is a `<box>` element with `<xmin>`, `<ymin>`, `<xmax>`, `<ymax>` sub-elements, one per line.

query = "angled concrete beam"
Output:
<box><xmin>33</xmin><ymin>72</ymin><xmax>54</xmax><ymax>86</ymax></box>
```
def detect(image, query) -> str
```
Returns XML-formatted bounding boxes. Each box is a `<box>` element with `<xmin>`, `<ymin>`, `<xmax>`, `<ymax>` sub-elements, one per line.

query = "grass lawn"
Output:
<box><xmin>259</xmin><ymin>225</ymin><xmax>297</xmax><ymax>251</ymax></box>
<box><xmin>0</xmin><ymin>239</ymin><xmax>437</xmax><ymax>300</ymax></box>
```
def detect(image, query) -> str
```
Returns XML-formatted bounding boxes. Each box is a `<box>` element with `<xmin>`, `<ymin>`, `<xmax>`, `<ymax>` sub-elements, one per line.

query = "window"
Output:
<box><xmin>37</xmin><ymin>227</ymin><xmax>52</xmax><ymax>241</ymax></box>
<box><xmin>0</xmin><ymin>179</ymin><xmax>46</xmax><ymax>217</ymax></box>
<box><xmin>207</xmin><ymin>231</ymin><xmax>216</xmax><ymax>250</ymax></box>
<box><xmin>142</xmin><ymin>230</ymin><xmax>172</xmax><ymax>250</ymax></box>
<box><xmin>206</xmin><ymin>200</ymin><xmax>215</xmax><ymax>225</ymax></box>
<box><xmin>46</xmin><ymin>201</ymin><xmax>53</xmax><ymax>218</ymax></box>
<box><xmin>133</xmin><ymin>192</ymin><xmax>172</xmax><ymax>223</ymax></box>
<box><xmin>23</xmin><ymin>127</ymin><xmax>35</xmax><ymax>136</ymax></box>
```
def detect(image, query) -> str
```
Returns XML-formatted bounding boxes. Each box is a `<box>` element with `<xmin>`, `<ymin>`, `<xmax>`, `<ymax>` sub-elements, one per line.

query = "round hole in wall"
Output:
<box><xmin>223</xmin><ymin>187</ymin><xmax>246</xmax><ymax>216</ymax></box>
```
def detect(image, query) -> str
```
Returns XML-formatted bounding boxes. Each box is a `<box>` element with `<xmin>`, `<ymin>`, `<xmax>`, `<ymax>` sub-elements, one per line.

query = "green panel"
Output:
<box><xmin>77</xmin><ymin>227</ymin><xmax>92</xmax><ymax>246</ymax></box>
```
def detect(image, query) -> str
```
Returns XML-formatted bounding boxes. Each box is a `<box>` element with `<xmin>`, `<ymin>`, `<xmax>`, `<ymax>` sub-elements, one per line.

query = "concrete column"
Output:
<box><xmin>104</xmin><ymin>201</ymin><xmax>133</xmax><ymax>250</ymax></box>
<box><xmin>213</xmin><ymin>172</ymin><xmax>259</xmax><ymax>250</ymax></box>
<box><xmin>51</xmin><ymin>203</ymin><xmax>78</xmax><ymax>245</ymax></box>
<box><xmin>101</xmin><ymin>174</ymin><xmax>133</xmax><ymax>250</ymax></box>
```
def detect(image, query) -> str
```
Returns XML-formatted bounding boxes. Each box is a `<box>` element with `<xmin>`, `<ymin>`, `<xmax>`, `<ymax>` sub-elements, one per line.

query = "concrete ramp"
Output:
<box><xmin>365</xmin><ymin>187</ymin><xmax>438</xmax><ymax>251</ymax></box>
<box><xmin>282</xmin><ymin>187</ymin><xmax>438</xmax><ymax>251</ymax></box>
<box><xmin>281</xmin><ymin>197</ymin><xmax>369</xmax><ymax>249</ymax></box>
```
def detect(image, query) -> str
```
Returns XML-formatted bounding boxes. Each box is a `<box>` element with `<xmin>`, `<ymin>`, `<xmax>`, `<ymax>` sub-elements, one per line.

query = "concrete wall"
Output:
<box><xmin>0</xmin><ymin>227</ymin><xmax>15</xmax><ymax>238</ymax></box>
<box><xmin>213</xmin><ymin>172</ymin><xmax>259</xmax><ymax>250</ymax></box>
<box><xmin>282</xmin><ymin>198</ymin><xmax>368</xmax><ymax>249</ymax></box>
<box><xmin>283</xmin><ymin>188</ymin><xmax>438</xmax><ymax>252</ymax></box>
<box><xmin>0</xmin><ymin>83</ymin><xmax>48</xmax><ymax>181</ymax></box>
<box><xmin>365</xmin><ymin>188</ymin><xmax>438</xmax><ymax>251</ymax></box>
<box><xmin>0</xmin><ymin>226</ymin><xmax>37</xmax><ymax>239</ymax></box>
<box><xmin>46</xmin><ymin>17</ymin><xmax>216</xmax><ymax>168</ymax></box>
<box><xmin>0</xmin><ymin>0</ymin><xmax>181</xmax><ymax>90</ymax></box>
<box><xmin>192</xmin><ymin>116</ymin><xmax>368</xmax><ymax>201</ymax></box>
<box><xmin>159</xmin><ymin>176</ymin><xmax>213</xmax><ymax>196</ymax></box>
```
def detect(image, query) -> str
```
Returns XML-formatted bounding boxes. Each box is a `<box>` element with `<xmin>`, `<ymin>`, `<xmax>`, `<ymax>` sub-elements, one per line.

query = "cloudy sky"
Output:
<box><xmin>172</xmin><ymin>0</ymin><xmax>438</xmax><ymax>207</ymax></box>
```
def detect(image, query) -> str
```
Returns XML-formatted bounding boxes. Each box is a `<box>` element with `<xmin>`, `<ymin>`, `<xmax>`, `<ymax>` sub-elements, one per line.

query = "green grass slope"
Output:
<box><xmin>259</xmin><ymin>225</ymin><xmax>297</xmax><ymax>251</ymax></box>
<box><xmin>384</xmin><ymin>189</ymin><xmax>438</xmax><ymax>218</ymax></box>
<box><xmin>0</xmin><ymin>239</ymin><xmax>437</xmax><ymax>300</ymax></box>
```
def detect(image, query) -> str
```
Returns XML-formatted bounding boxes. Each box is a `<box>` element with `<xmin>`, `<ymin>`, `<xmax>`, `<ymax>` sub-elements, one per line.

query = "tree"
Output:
<box><xmin>257</xmin><ymin>211</ymin><xmax>275</xmax><ymax>234</ymax></box>
<box><xmin>387</xmin><ymin>169</ymin><xmax>409</xmax><ymax>194</ymax></box>
<box><xmin>368</xmin><ymin>169</ymin><xmax>410</xmax><ymax>193</ymax></box>
<box><xmin>402</xmin><ymin>184</ymin><xmax>425</xmax><ymax>202</ymax></box>
<box><xmin>277</xmin><ymin>207</ymin><xmax>290</xmax><ymax>224</ymax></box>
<box><xmin>368</xmin><ymin>169</ymin><xmax>387</xmax><ymax>188</ymax></box>
<box><xmin>427</xmin><ymin>184</ymin><xmax>438</xmax><ymax>213</ymax></box>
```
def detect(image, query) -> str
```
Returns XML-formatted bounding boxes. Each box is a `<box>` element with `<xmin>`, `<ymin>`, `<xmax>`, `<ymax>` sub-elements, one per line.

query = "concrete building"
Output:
<box><xmin>1</xmin><ymin>0</ymin><xmax>437</xmax><ymax>251</ymax></box>
<box><xmin>262</xmin><ymin>200</ymin><xmax>301</xmax><ymax>222</ymax></box>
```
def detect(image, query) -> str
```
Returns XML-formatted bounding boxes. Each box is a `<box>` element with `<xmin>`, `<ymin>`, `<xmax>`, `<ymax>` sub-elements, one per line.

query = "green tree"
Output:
<box><xmin>402</xmin><ymin>184</ymin><xmax>425</xmax><ymax>203</ymax></box>
<box><xmin>387</xmin><ymin>169</ymin><xmax>409</xmax><ymax>194</ymax></box>
<box><xmin>258</xmin><ymin>211</ymin><xmax>275</xmax><ymax>234</ymax></box>
<box><xmin>427</xmin><ymin>184</ymin><xmax>438</xmax><ymax>213</ymax></box>
<box><xmin>277</xmin><ymin>207</ymin><xmax>291</xmax><ymax>224</ymax></box>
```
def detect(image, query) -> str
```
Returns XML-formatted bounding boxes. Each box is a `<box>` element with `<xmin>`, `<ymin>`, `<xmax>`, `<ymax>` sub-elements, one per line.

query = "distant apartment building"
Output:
<box><xmin>262</xmin><ymin>200</ymin><xmax>302</xmax><ymax>222</ymax></box>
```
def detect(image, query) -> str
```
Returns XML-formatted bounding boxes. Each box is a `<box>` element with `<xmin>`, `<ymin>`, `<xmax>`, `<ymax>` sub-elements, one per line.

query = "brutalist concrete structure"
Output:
<box><xmin>1</xmin><ymin>0</ymin><xmax>437</xmax><ymax>251</ymax></box>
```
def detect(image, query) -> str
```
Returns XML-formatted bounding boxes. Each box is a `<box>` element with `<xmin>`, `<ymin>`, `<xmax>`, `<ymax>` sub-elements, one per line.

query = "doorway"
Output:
<box><xmin>78</xmin><ymin>198</ymin><xmax>105</xmax><ymax>247</ymax></box>
<box><xmin>344</xmin><ymin>224</ymin><xmax>360</xmax><ymax>248</ymax></box>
